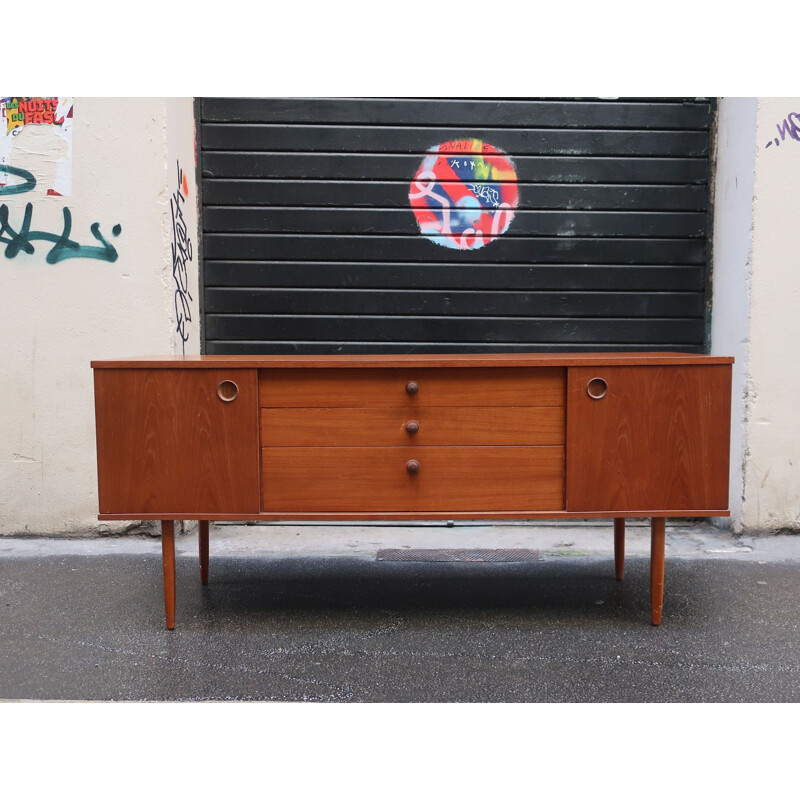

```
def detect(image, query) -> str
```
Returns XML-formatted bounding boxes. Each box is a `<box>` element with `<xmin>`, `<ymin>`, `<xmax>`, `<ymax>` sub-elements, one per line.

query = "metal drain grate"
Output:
<box><xmin>377</xmin><ymin>548</ymin><xmax>542</xmax><ymax>563</ymax></box>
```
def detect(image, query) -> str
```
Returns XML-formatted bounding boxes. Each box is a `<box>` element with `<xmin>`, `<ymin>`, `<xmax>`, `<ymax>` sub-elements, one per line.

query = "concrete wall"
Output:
<box><xmin>711</xmin><ymin>97</ymin><xmax>800</xmax><ymax>532</ymax></box>
<box><xmin>0</xmin><ymin>98</ymin><xmax>199</xmax><ymax>535</ymax></box>
<box><xmin>709</xmin><ymin>98</ymin><xmax>758</xmax><ymax>531</ymax></box>
<box><xmin>740</xmin><ymin>99</ymin><xmax>800</xmax><ymax>531</ymax></box>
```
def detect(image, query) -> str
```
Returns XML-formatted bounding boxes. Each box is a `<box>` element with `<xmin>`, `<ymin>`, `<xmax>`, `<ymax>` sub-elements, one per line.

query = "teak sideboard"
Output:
<box><xmin>91</xmin><ymin>353</ymin><xmax>733</xmax><ymax>629</ymax></box>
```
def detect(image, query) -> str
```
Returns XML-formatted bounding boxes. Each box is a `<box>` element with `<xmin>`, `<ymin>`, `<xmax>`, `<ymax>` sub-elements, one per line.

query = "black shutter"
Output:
<box><xmin>198</xmin><ymin>98</ymin><xmax>712</xmax><ymax>354</ymax></box>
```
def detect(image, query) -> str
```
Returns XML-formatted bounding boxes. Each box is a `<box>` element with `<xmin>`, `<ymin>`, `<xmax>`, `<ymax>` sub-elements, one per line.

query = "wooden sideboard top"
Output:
<box><xmin>92</xmin><ymin>352</ymin><xmax>734</xmax><ymax>369</ymax></box>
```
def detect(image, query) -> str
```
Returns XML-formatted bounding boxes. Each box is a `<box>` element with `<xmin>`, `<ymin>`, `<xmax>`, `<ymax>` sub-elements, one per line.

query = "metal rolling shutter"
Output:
<box><xmin>198</xmin><ymin>98</ymin><xmax>712</xmax><ymax>354</ymax></box>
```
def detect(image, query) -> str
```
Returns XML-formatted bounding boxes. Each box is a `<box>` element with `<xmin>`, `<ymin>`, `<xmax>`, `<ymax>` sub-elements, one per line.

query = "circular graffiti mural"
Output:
<box><xmin>409</xmin><ymin>139</ymin><xmax>518</xmax><ymax>251</ymax></box>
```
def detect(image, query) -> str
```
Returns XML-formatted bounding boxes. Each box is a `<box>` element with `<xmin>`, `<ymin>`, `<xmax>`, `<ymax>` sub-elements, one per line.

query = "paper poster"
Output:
<box><xmin>0</xmin><ymin>97</ymin><xmax>74</xmax><ymax>196</ymax></box>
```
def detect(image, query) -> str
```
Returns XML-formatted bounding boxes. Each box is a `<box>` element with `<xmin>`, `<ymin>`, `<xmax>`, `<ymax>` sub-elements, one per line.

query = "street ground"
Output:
<box><xmin>2</xmin><ymin>520</ymin><xmax>799</xmax><ymax>702</ymax></box>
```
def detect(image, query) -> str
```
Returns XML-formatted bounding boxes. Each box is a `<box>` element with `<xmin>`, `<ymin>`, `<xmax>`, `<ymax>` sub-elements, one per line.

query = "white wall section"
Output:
<box><xmin>709</xmin><ymin>98</ymin><xmax>757</xmax><ymax>531</ymax></box>
<box><xmin>0</xmin><ymin>98</ymin><xmax>198</xmax><ymax>535</ymax></box>
<box><xmin>740</xmin><ymin>98</ymin><xmax>800</xmax><ymax>531</ymax></box>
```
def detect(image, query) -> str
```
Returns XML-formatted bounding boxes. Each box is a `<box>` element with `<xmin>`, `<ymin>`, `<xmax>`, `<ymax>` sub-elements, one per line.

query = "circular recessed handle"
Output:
<box><xmin>406</xmin><ymin>459</ymin><xmax>420</xmax><ymax>474</ymax></box>
<box><xmin>217</xmin><ymin>380</ymin><xmax>239</xmax><ymax>402</ymax></box>
<box><xmin>405</xmin><ymin>420</ymin><xmax>420</xmax><ymax>434</ymax></box>
<box><xmin>406</xmin><ymin>380</ymin><xmax>419</xmax><ymax>395</ymax></box>
<box><xmin>586</xmin><ymin>377</ymin><xmax>608</xmax><ymax>400</ymax></box>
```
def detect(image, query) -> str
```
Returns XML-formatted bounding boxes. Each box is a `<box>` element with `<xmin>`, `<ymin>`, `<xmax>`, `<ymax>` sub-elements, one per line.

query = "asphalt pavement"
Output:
<box><xmin>2</xmin><ymin>521</ymin><xmax>799</xmax><ymax>702</ymax></box>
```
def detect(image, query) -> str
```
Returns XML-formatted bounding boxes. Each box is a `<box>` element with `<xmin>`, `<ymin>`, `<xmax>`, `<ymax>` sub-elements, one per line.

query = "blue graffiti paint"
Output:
<box><xmin>0</xmin><ymin>203</ymin><xmax>120</xmax><ymax>263</ymax></box>
<box><xmin>0</xmin><ymin>164</ymin><xmax>37</xmax><ymax>195</ymax></box>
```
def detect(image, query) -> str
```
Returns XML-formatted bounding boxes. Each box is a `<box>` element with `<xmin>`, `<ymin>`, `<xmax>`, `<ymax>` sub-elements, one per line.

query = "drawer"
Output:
<box><xmin>259</xmin><ymin>368</ymin><xmax>565</xmax><ymax>408</ymax></box>
<box><xmin>261</xmin><ymin>446</ymin><xmax>565</xmax><ymax>512</ymax></box>
<box><xmin>261</xmin><ymin>406</ymin><xmax>565</xmax><ymax>447</ymax></box>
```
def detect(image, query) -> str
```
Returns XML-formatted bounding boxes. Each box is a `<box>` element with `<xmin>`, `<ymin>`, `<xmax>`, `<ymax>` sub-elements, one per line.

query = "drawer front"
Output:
<box><xmin>262</xmin><ymin>446</ymin><xmax>565</xmax><ymax>512</ymax></box>
<box><xmin>259</xmin><ymin>368</ymin><xmax>565</xmax><ymax>408</ymax></box>
<box><xmin>262</xmin><ymin>406</ymin><xmax>565</xmax><ymax>447</ymax></box>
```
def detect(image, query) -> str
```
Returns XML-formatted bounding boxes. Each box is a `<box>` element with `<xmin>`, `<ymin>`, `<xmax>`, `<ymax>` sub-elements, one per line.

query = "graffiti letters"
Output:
<box><xmin>467</xmin><ymin>183</ymin><xmax>501</xmax><ymax>209</ymax></box>
<box><xmin>1</xmin><ymin>158</ymin><xmax>122</xmax><ymax>264</ymax></box>
<box><xmin>765</xmin><ymin>112</ymin><xmax>800</xmax><ymax>149</ymax></box>
<box><xmin>2</xmin><ymin>98</ymin><xmax>64</xmax><ymax>131</ymax></box>
<box><xmin>450</xmin><ymin>159</ymin><xmax>479</xmax><ymax>170</ymax></box>
<box><xmin>170</xmin><ymin>160</ymin><xmax>193</xmax><ymax>353</ymax></box>
<box><xmin>0</xmin><ymin>202</ymin><xmax>120</xmax><ymax>263</ymax></box>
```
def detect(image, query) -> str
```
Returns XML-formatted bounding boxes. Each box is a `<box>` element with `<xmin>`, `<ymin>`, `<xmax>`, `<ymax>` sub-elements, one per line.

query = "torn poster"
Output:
<box><xmin>0</xmin><ymin>98</ymin><xmax>74</xmax><ymax>196</ymax></box>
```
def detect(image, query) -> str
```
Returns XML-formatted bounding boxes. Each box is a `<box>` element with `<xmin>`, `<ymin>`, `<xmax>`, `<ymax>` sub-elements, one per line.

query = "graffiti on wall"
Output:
<box><xmin>0</xmin><ymin>201</ymin><xmax>121</xmax><ymax>263</ymax></box>
<box><xmin>764</xmin><ymin>112</ymin><xmax>800</xmax><ymax>149</ymax></box>
<box><xmin>0</xmin><ymin>98</ymin><xmax>73</xmax><ymax>195</ymax></box>
<box><xmin>409</xmin><ymin>139</ymin><xmax>518</xmax><ymax>250</ymax></box>
<box><xmin>0</xmin><ymin>99</ymin><xmax>121</xmax><ymax>264</ymax></box>
<box><xmin>170</xmin><ymin>160</ymin><xmax>193</xmax><ymax>353</ymax></box>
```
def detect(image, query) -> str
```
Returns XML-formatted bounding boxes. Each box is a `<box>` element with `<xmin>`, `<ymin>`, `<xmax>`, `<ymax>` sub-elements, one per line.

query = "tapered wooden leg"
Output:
<box><xmin>650</xmin><ymin>517</ymin><xmax>666</xmax><ymax>626</ymax></box>
<box><xmin>199</xmin><ymin>520</ymin><xmax>209</xmax><ymax>585</ymax></box>
<box><xmin>161</xmin><ymin>520</ymin><xmax>176</xmax><ymax>630</ymax></box>
<box><xmin>614</xmin><ymin>517</ymin><xmax>625</xmax><ymax>581</ymax></box>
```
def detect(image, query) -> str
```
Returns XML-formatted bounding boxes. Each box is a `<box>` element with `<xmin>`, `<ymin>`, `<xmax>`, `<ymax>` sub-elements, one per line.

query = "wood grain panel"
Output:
<box><xmin>99</xmin><ymin>509</ymin><xmax>730</xmax><ymax>521</ymax></box>
<box><xmin>94</xmin><ymin>354</ymin><xmax>733</xmax><ymax>369</ymax></box>
<box><xmin>94</xmin><ymin>368</ymin><xmax>260</xmax><ymax>515</ymax></box>
<box><xmin>261</xmin><ymin>406</ymin><xmax>565</xmax><ymax>447</ymax></box>
<box><xmin>261</xmin><ymin>446</ymin><xmax>565</xmax><ymax>512</ymax></box>
<box><xmin>259</xmin><ymin>368</ymin><xmax>565</xmax><ymax>408</ymax></box>
<box><xmin>566</xmin><ymin>365</ymin><xmax>731</xmax><ymax>512</ymax></box>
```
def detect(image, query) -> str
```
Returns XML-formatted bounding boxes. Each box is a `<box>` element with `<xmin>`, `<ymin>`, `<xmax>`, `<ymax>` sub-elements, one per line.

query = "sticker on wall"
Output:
<box><xmin>0</xmin><ymin>98</ymin><xmax>74</xmax><ymax>196</ymax></box>
<box><xmin>409</xmin><ymin>139</ymin><xmax>518</xmax><ymax>250</ymax></box>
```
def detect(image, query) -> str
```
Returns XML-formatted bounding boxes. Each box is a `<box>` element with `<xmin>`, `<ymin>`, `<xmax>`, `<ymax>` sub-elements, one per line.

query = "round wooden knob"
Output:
<box><xmin>406</xmin><ymin>380</ymin><xmax>419</xmax><ymax>395</ymax></box>
<box><xmin>406</xmin><ymin>459</ymin><xmax>420</xmax><ymax>474</ymax></box>
<box><xmin>405</xmin><ymin>420</ymin><xmax>420</xmax><ymax>434</ymax></box>
<box><xmin>217</xmin><ymin>380</ymin><xmax>239</xmax><ymax>402</ymax></box>
<box><xmin>587</xmin><ymin>377</ymin><xmax>608</xmax><ymax>400</ymax></box>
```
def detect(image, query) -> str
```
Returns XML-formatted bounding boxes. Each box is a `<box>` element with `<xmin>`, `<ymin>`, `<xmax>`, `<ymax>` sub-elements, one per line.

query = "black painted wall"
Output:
<box><xmin>198</xmin><ymin>98</ymin><xmax>713</xmax><ymax>354</ymax></box>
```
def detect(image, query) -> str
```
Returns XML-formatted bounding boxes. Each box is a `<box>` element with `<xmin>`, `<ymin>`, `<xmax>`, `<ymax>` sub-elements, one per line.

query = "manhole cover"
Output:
<box><xmin>376</xmin><ymin>548</ymin><xmax>542</xmax><ymax>563</ymax></box>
